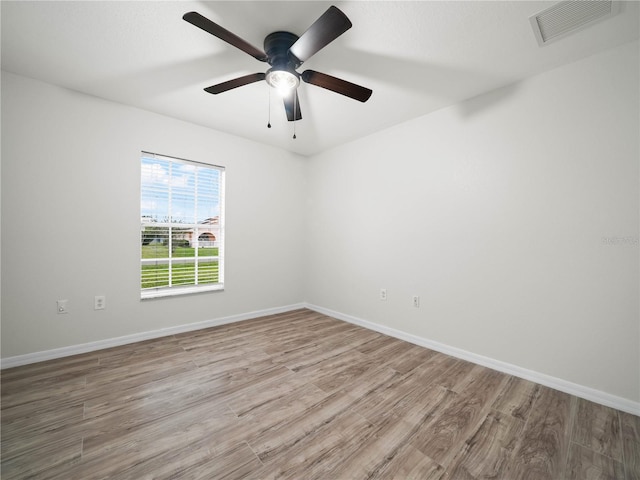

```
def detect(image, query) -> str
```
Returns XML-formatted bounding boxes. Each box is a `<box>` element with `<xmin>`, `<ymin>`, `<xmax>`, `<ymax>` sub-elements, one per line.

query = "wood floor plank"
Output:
<box><xmin>311</xmin><ymin>357</ymin><xmax>377</xmax><ymax>393</ymax></box>
<box><xmin>355</xmin><ymin>333</ymin><xmax>402</xmax><ymax>355</ymax></box>
<box><xmin>348</xmin><ymin>370</ymin><xmax>423</xmax><ymax>424</ymax></box>
<box><xmin>262</xmin><ymin>320</ymin><xmax>356</xmax><ymax>355</ymax></box>
<box><xmin>1</xmin><ymin>371</ymin><xmax>87</xmax><ymax>410</ymax></box>
<box><xmin>1</xmin><ymin>309</ymin><xmax>636</xmax><ymax>479</ymax></box>
<box><xmin>318</xmin><ymin>322</ymin><xmax>380</xmax><ymax>347</ymax></box>
<box><xmin>410</xmin><ymin>367</ymin><xmax>508</xmax><ymax>468</ymax></box>
<box><xmin>453</xmin><ymin>364</ymin><xmax>510</xmax><ymax>396</ymax></box>
<box><xmin>232</xmin><ymin>381</ymin><xmax>329</xmax><ymax>423</ymax></box>
<box><xmin>572</xmin><ymin>398</ymin><xmax>623</xmax><ymax>462</ymax></box>
<box><xmin>95</xmin><ymin>336</ymin><xmax>184</xmax><ymax>368</ymax></box>
<box><xmin>290</xmin><ymin>347</ymin><xmax>368</xmax><ymax>383</ymax></box>
<box><xmin>46</xmin><ymin>437</ymin><xmax>214</xmax><ymax>480</ymax></box>
<box><xmin>225</xmin><ymin>368</ymin><xmax>311</xmax><ymax>417</ymax></box>
<box><xmin>85</xmin><ymin>355</ymin><xmax>198</xmax><ymax>391</ymax></box>
<box><xmin>366</xmin><ymin>387</ymin><xmax>454</xmax><ymax>476</ymax></box>
<box><xmin>333</xmin><ymin>385</ymin><xmax>453</xmax><ymax>479</ymax></box>
<box><xmin>384</xmin><ymin>344</ymin><xmax>439</xmax><ymax>375</ymax></box>
<box><xmin>110</xmin><ymin>441</ymin><xmax>214</xmax><ymax>480</ymax></box>
<box><xmin>350</xmin><ymin>366</ymin><xmax>451</xmax><ymax>427</ymax></box>
<box><xmin>621</xmin><ymin>410</ymin><xmax>640</xmax><ymax>480</ymax></box>
<box><xmin>372</xmin><ymin>442</ymin><xmax>445</xmax><ymax>480</ymax></box>
<box><xmin>2</xmin><ymin>390</ymin><xmax>85</xmax><ymax>430</ymax></box>
<box><xmin>184</xmin><ymin>442</ymin><xmax>264</xmax><ymax>480</ymax></box>
<box><xmin>196</xmin><ymin>359</ymin><xmax>294</xmax><ymax>399</ymax></box>
<box><xmin>247</xmin><ymin>389</ymin><xmax>358</xmax><ymax>463</ymax></box>
<box><xmin>329</xmin><ymin>412</ymin><xmax>421</xmax><ymax>479</ymax></box>
<box><xmin>75</xmin><ymin>439</ymin><xmax>261</xmax><ymax>480</ymax></box>
<box><xmin>189</xmin><ymin>345</ymin><xmax>271</xmax><ymax>370</ymax></box>
<box><xmin>0</xmin><ymin>435</ymin><xmax>83</xmax><ymax>480</ymax></box>
<box><xmin>566</xmin><ymin>441</ymin><xmax>625</xmax><ymax>480</ymax></box>
<box><xmin>246</xmin><ymin>409</ymin><xmax>375</xmax><ymax>480</ymax></box>
<box><xmin>284</xmin><ymin>342</ymin><xmax>362</xmax><ymax>373</ymax></box>
<box><xmin>364</xmin><ymin>337</ymin><xmax>416</xmax><ymax>367</ymax></box>
<box><xmin>0</xmin><ymin>353</ymin><xmax>99</xmax><ymax>385</ymax></box>
<box><xmin>492</xmin><ymin>375</ymin><xmax>540</xmax><ymax>421</ymax></box>
<box><xmin>81</xmin><ymin>396</ymin><xmax>235</xmax><ymax>460</ymax></box>
<box><xmin>175</xmin><ymin>327</ymin><xmax>256</xmax><ymax>350</ymax></box>
<box><xmin>446</xmin><ymin>409</ymin><xmax>525</xmax><ymax>480</ymax></box>
<box><xmin>1</xmin><ymin>403</ymin><xmax>84</xmax><ymax>458</ymax></box>
<box><xmin>506</xmin><ymin>385</ymin><xmax>573</xmax><ymax>479</ymax></box>
<box><xmin>268</xmin><ymin>341</ymin><xmax>326</xmax><ymax>367</ymax></box>
<box><xmin>83</xmin><ymin>380</ymin><xmax>206</xmax><ymax>426</ymax></box>
<box><xmin>207</xmin><ymin>384</ymin><xmax>332</xmax><ymax>458</ymax></box>
<box><xmin>409</xmin><ymin>353</ymin><xmax>463</xmax><ymax>390</ymax></box>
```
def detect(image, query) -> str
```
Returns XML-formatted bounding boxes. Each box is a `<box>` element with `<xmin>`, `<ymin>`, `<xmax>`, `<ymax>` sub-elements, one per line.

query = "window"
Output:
<box><xmin>140</xmin><ymin>152</ymin><xmax>224</xmax><ymax>298</ymax></box>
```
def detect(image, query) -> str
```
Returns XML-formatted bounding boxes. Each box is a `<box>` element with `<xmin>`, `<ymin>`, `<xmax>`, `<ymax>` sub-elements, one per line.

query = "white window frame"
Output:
<box><xmin>140</xmin><ymin>151</ymin><xmax>225</xmax><ymax>299</ymax></box>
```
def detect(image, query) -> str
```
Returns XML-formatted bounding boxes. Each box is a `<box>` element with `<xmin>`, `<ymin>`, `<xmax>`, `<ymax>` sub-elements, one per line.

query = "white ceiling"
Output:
<box><xmin>2</xmin><ymin>1</ymin><xmax>638</xmax><ymax>156</ymax></box>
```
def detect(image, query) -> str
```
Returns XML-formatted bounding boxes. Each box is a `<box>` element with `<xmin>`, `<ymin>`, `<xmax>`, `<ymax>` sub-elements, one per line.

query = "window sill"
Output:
<box><xmin>141</xmin><ymin>284</ymin><xmax>224</xmax><ymax>300</ymax></box>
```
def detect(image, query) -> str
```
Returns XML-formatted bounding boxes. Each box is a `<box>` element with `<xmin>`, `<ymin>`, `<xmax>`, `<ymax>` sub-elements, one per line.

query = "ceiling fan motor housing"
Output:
<box><xmin>264</xmin><ymin>31</ymin><xmax>301</xmax><ymax>71</ymax></box>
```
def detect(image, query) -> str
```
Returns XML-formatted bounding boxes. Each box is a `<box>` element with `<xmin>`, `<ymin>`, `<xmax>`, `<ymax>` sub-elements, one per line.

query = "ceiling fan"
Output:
<box><xmin>183</xmin><ymin>6</ymin><xmax>372</xmax><ymax>123</ymax></box>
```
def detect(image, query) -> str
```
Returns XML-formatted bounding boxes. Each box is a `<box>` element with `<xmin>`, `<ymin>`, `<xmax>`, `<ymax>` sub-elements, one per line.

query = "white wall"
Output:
<box><xmin>1</xmin><ymin>72</ymin><xmax>307</xmax><ymax>357</ymax></box>
<box><xmin>305</xmin><ymin>41</ymin><xmax>639</xmax><ymax>403</ymax></box>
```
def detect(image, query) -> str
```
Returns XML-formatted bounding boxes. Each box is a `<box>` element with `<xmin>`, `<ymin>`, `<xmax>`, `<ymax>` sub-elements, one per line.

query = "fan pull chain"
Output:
<box><xmin>292</xmin><ymin>93</ymin><xmax>297</xmax><ymax>139</ymax></box>
<box><xmin>267</xmin><ymin>88</ymin><xmax>271</xmax><ymax>129</ymax></box>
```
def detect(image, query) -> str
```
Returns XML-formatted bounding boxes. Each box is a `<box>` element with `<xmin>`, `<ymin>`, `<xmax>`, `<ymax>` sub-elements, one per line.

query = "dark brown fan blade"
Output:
<box><xmin>288</xmin><ymin>6</ymin><xmax>352</xmax><ymax>64</ymax></box>
<box><xmin>204</xmin><ymin>73</ymin><xmax>266</xmax><ymax>94</ymax></box>
<box><xmin>183</xmin><ymin>12</ymin><xmax>268</xmax><ymax>62</ymax></box>
<box><xmin>283</xmin><ymin>91</ymin><xmax>302</xmax><ymax>121</ymax></box>
<box><xmin>301</xmin><ymin>70</ymin><xmax>372</xmax><ymax>102</ymax></box>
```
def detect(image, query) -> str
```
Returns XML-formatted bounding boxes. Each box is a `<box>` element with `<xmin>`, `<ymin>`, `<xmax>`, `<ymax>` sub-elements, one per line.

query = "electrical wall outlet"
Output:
<box><xmin>413</xmin><ymin>295</ymin><xmax>420</xmax><ymax>308</ymax></box>
<box><xmin>380</xmin><ymin>288</ymin><xmax>387</xmax><ymax>301</ymax></box>
<box><xmin>94</xmin><ymin>295</ymin><xmax>106</xmax><ymax>310</ymax></box>
<box><xmin>57</xmin><ymin>299</ymin><xmax>69</xmax><ymax>314</ymax></box>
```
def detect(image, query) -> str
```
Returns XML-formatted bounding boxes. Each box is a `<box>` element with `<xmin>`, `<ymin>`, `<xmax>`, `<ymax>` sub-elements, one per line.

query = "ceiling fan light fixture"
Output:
<box><xmin>265</xmin><ymin>68</ymin><xmax>299</xmax><ymax>95</ymax></box>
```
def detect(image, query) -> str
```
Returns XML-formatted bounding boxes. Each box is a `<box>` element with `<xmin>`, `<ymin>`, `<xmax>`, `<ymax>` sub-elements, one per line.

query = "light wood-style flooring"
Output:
<box><xmin>2</xmin><ymin>309</ymin><xmax>639</xmax><ymax>479</ymax></box>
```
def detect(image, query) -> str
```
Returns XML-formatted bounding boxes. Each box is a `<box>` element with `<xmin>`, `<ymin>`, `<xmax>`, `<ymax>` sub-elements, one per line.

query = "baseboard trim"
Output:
<box><xmin>305</xmin><ymin>303</ymin><xmax>640</xmax><ymax>417</ymax></box>
<box><xmin>0</xmin><ymin>303</ymin><xmax>306</xmax><ymax>370</ymax></box>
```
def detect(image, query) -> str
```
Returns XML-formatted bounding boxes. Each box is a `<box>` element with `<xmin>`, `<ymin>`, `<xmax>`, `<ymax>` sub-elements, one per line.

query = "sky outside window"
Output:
<box><xmin>141</xmin><ymin>155</ymin><xmax>221</xmax><ymax>223</ymax></box>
